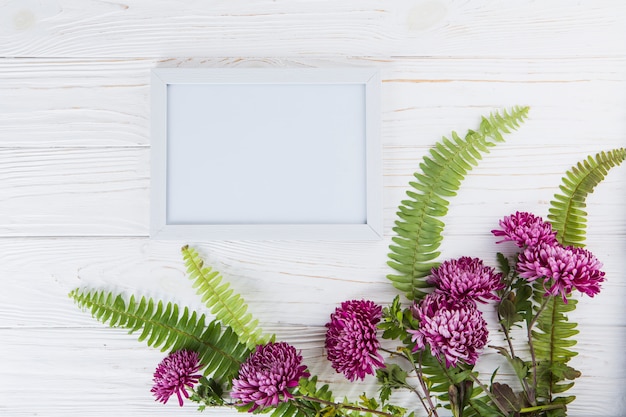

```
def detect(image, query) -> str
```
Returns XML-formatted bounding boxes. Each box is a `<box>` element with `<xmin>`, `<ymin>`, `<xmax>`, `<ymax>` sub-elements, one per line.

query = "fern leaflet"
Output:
<box><xmin>69</xmin><ymin>289</ymin><xmax>251</xmax><ymax>384</ymax></box>
<box><xmin>387</xmin><ymin>106</ymin><xmax>530</xmax><ymax>300</ymax></box>
<box><xmin>529</xmin><ymin>149</ymin><xmax>625</xmax><ymax>412</ymax></box>
<box><xmin>531</xmin><ymin>285</ymin><xmax>580</xmax><ymax>411</ymax></box>
<box><xmin>547</xmin><ymin>148</ymin><xmax>626</xmax><ymax>247</ymax></box>
<box><xmin>181</xmin><ymin>245</ymin><xmax>269</xmax><ymax>348</ymax></box>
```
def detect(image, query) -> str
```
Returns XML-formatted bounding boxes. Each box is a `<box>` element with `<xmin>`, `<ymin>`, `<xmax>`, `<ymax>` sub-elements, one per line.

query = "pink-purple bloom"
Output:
<box><xmin>231</xmin><ymin>342</ymin><xmax>309</xmax><ymax>412</ymax></box>
<box><xmin>492</xmin><ymin>211</ymin><xmax>557</xmax><ymax>248</ymax></box>
<box><xmin>325</xmin><ymin>299</ymin><xmax>385</xmax><ymax>381</ymax></box>
<box><xmin>429</xmin><ymin>256</ymin><xmax>504</xmax><ymax>303</ymax></box>
<box><xmin>517</xmin><ymin>243</ymin><xmax>605</xmax><ymax>302</ymax></box>
<box><xmin>151</xmin><ymin>349</ymin><xmax>202</xmax><ymax>406</ymax></box>
<box><xmin>408</xmin><ymin>293</ymin><xmax>488</xmax><ymax>368</ymax></box>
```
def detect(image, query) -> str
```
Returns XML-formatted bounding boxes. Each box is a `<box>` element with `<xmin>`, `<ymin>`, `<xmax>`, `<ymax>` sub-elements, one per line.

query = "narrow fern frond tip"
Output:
<box><xmin>181</xmin><ymin>245</ymin><xmax>270</xmax><ymax>349</ymax></box>
<box><xmin>548</xmin><ymin>148</ymin><xmax>626</xmax><ymax>247</ymax></box>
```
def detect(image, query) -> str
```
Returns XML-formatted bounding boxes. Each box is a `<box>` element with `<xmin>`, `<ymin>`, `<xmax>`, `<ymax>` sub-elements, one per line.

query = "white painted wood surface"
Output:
<box><xmin>0</xmin><ymin>1</ymin><xmax>625</xmax><ymax>416</ymax></box>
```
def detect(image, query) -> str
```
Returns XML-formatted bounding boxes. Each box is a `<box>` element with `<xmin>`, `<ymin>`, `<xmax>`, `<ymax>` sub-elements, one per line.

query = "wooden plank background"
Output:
<box><xmin>1</xmin><ymin>1</ymin><xmax>625</xmax><ymax>416</ymax></box>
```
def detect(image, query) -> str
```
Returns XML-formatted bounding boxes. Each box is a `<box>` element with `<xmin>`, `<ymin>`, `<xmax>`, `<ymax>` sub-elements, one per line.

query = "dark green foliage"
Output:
<box><xmin>548</xmin><ymin>148</ymin><xmax>626</xmax><ymax>247</ymax></box>
<box><xmin>181</xmin><ymin>245</ymin><xmax>269</xmax><ymax>348</ymax></box>
<box><xmin>190</xmin><ymin>377</ymin><xmax>226</xmax><ymax>410</ymax></box>
<box><xmin>387</xmin><ymin>106</ymin><xmax>530</xmax><ymax>300</ymax></box>
<box><xmin>68</xmin><ymin>289</ymin><xmax>251</xmax><ymax>383</ymax></box>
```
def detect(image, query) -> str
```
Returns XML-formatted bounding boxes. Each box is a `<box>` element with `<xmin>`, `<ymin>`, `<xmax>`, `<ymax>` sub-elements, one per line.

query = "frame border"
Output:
<box><xmin>150</xmin><ymin>68</ymin><xmax>382</xmax><ymax>240</ymax></box>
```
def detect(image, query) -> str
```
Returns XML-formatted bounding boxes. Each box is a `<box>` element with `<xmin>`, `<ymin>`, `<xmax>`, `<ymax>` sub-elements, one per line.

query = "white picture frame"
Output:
<box><xmin>150</xmin><ymin>68</ymin><xmax>382</xmax><ymax>240</ymax></box>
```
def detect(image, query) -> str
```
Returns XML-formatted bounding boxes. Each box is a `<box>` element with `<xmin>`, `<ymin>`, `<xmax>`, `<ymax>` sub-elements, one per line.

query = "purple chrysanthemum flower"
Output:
<box><xmin>231</xmin><ymin>342</ymin><xmax>310</xmax><ymax>412</ymax></box>
<box><xmin>492</xmin><ymin>211</ymin><xmax>557</xmax><ymax>248</ymax></box>
<box><xmin>517</xmin><ymin>243</ymin><xmax>605</xmax><ymax>302</ymax></box>
<box><xmin>325</xmin><ymin>300</ymin><xmax>385</xmax><ymax>381</ymax></box>
<box><xmin>151</xmin><ymin>349</ymin><xmax>202</xmax><ymax>406</ymax></box>
<box><xmin>408</xmin><ymin>293</ymin><xmax>488</xmax><ymax>368</ymax></box>
<box><xmin>429</xmin><ymin>256</ymin><xmax>504</xmax><ymax>303</ymax></box>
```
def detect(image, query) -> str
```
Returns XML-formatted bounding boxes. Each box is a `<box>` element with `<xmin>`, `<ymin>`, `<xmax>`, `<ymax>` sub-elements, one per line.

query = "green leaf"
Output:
<box><xmin>548</xmin><ymin>148</ymin><xmax>626</xmax><ymax>247</ymax></box>
<box><xmin>532</xmin><ymin>287</ymin><xmax>581</xmax><ymax>403</ymax></box>
<box><xmin>181</xmin><ymin>245</ymin><xmax>270</xmax><ymax>348</ymax></box>
<box><xmin>387</xmin><ymin>106</ymin><xmax>529</xmax><ymax>300</ymax></box>
<box><xmin>69</xmin><ymin>289</ymin><xmax>251</xmax><ymax>383</ymax></box>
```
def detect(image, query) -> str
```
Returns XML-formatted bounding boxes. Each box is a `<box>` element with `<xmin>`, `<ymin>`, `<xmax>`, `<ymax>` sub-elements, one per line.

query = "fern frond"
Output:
<box><xmin>548</xmin><ymin>148</ymin><xmax>626</xmax><ymax>247</ymax></box>
<box><xmin>69</xmin><ymin>289</ymin><xmax>250</xmax><ymax>383</ymax></box>
<box><xmin>181</xmin><ymin>245</ymin><xmax>269</xmax><ymax>348</ymax></box>
<box><xmin>388</xmin><ymin>106</ymin><xmax>530</xmax><ymax>300</ymax></box>
<box><xmin>531</xmin><ymin>285</ymin><xmax>580</xmax><ymax>405</ymax></box>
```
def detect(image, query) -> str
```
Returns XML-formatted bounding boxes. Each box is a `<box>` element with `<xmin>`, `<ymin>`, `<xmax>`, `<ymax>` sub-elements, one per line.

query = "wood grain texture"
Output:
<box><xmin>2</xmin><ymin>57</ymin><xmax>625</xmax><ymax>147</ymax></box>
<box><xmin>0</xmin><ymin>0</ymin><xmax>625</xmax><ymax>58</ymax></box>
<box><xmin>1</xmin><ymin>1</ymin><xmax>625</xmax><ymax>416</ymax></box>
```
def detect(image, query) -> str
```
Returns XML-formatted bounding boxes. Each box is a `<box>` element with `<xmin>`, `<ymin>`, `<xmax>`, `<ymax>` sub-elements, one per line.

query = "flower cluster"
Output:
<box><xmin>493</xmin><ymin>211</ymin><xmax>605</xmax><ymax>302</ymax></box>
<box><xmin>147</xmin><ymin>211</ymin><xmax>607</xmax><ymax>412</ymax></box>
<box><xmin>429</xmin><ymin>256</ymin><xmax>504</xmax><ymax>302</ymax></box>
<box><xmin>409</xmin><ymin>257</ymin><xmax>500</xmax><ymax>367</ymax></box>
<box><xmin>325</xmin><ymin>299</ymin><xmax>385</xmax><ymax>381</ymax></box>
<box><xmin>151</xmin><ymin>349</ymin><xmax>202</xmax><ymax>406</ymax></box>
<box><xmin>231</xmin><ymin>342</ymin><xmax>310</xmax><ymax>411</ymax></box>
<box><xmin>492</xmin><ymin>211</ymin><xmax>557</xmax><ymax>248</ymax></box>
<box><xmin>409</xmin><ymin>293</ymin><xmax>488</xmax><ymax>367</ymax></box>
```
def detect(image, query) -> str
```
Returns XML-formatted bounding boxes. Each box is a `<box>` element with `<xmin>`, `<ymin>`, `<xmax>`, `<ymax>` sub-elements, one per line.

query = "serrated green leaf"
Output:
<box><xmin>387</xmin><ymin>107</ymin><xmax>529</xmax><ymax>300</ymax></box>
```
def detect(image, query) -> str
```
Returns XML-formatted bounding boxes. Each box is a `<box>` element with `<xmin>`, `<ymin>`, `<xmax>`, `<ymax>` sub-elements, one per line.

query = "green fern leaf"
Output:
<box><xmin>69</xmin><ymin>289</ymin><xmax>250</xmax><ymax>383</ymax></box>
<box><xmin>548</xmin><ymin>148</ymin><xmax>626</xmax><ymax>247</ymax></box>
<box><xmin>181</xmin><ymin>245</ymin><xmax>269</xmax><ymax>348</ymax></box>
<box><xmin>531</xmin><ymin>285</ymin><xmax>581</xmax><ymax>405</ymax></box>
<box><xmin>388</xmin><ymin>106</ymin><xmax>530</xmax><ymax>300</ymax></box>
<box><xmin>532</xmin><ymin>148</ymin><xmax>625</xmax><ymax>406</ymax></box>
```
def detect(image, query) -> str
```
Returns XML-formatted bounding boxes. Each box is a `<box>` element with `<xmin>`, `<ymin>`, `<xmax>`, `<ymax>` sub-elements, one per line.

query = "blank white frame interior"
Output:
<box><xmin>150</xmin><ymin>68</ymin><xmax>382</xmax><ymax>240</ymax></box>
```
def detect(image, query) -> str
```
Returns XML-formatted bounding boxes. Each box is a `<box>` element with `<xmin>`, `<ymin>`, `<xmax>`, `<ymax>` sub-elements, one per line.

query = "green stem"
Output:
<box><xmin>520</xmin><ymin>403</ymin><xmax>566</xmax><ymax>413</ymax></box>
<box><xmin>527</xmin><ymin>296</ymin><xmax>551</xmax><ymax>402</ymax></box>
<box><xmin>496</xmin><ymin>317</ymin><xmax>535</xmax><ymax>405</ymax></box>
<box><xmin>465</xmin><ymin>370</ymin><xmax>509</xmax><ymax>415</ymax></box>
<box><xmin>381</xmin><ymin>347</ymin><xmax>440</xmax><ymax>417</ymax></box>
<box><xmin>297</xmin><ymin>396</ymin><xmax>394</xmax><ymax>417</ymax></box>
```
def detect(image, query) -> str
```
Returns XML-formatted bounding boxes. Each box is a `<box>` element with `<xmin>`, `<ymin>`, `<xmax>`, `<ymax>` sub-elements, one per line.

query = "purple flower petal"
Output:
<box><xmin>150</xmin><ymin>350</ymin><xmax>202</xmax><ymax>406</ymax></box>
<box><xmin>517</xmin><ymin>243</ymin><xmax>605</xmax><ymax>302</ymax></box>
<box><xmin>231</xmin><ymin>342</ymin><xmax>309</xmax><ymax>412</ymax></box>
<box><xmin>492</xmin><ymin>211</ymin><xmax>557</xmax><ymax>248</ymax></box>
<box><xmin>410</xmin><ymin>293</ymin><xmax>488</xmax><ymax>367</ymax></box>
<box><xmin>325</xmin><ymin>300</ymin><xmax>385</xmax><ymax>381</ymax></box>
<box><xmin>429</xmin><ymin>257</ymin><xmax>504</xmax><ymax>303</ymax></box>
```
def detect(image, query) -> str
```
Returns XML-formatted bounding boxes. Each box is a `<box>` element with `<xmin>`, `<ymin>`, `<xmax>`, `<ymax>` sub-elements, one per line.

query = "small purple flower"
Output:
<box><xmin>325</xmin><ymin>300</ymin><xmax>385</xmax><ymax>381</ymax></box>
<box><xmin>517</xmin><ymin>243</ymin><xmax>605</xmax><ymax>302</ymax></box>
<box><xmin>151</xmin><ymin>349</ymin><xmax>202</xmax><ymax>406</ymax></box>
<box><xmin>429</xmin><ymin>257</ymin><xmax>504</xmax><ymax>303</ymax></box>
<box><xmin>492</xmin><ymin>211</ymin><xmax>557</xmax><ymax>248</ymax></box>
<box><xmin>231</xmin><ymin>342</ymin><xmax>310</xmax><ymax>412</ymax></box>
<box><xmin>408</xmin><ymin>293</ymin><xmax>488</xmax><ymax>368</ymax></box>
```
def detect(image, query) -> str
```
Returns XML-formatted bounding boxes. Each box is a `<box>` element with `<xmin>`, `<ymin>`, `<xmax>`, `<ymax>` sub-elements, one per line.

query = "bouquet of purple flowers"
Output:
<box><xmin>71</xmin><ymin>107</ymin><xmax>624</xmax><ymax>417</ymax></box>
